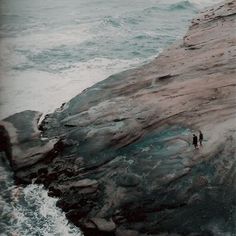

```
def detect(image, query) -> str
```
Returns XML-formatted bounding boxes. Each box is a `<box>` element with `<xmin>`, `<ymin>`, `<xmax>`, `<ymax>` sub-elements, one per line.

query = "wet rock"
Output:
<box><xmin>74</xmin><ymin>179</ymin><xmax>98</xmax><ymax>187</ymax></box>
<box><xmin>1</xmin><ymin>1</ymin><xmax>236</xmax><ymax>236</ymax></box>
<box><xmin>0</xmin><ymin>110</ymin><xmax>58</xmax><ymax>171</ymax></box>
<box><xmin>115</xmin><ymin>229</ymin><xmax>139</xmax><ymax>236</ymax></box>
<box><xmin>116</xmin><ymin>174</ymin><xmax>140</xmax><ymax>187</ymax></box>
<box><xmin>0</xmin><ymin>125</ymin><xmax>12</xmax><ymax>166</ymax></box>
<box><xmin>90</xmin><ymin>218</ymin><xmax>116</xmax><ymax>232</ymax></box>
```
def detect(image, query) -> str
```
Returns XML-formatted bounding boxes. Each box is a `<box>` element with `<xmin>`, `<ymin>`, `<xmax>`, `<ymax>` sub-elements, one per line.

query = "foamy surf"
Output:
<box><xmin>189</xmin><ymin>0</ymin><xmax>223</xmax><ymax>7</ymax></box>
<box><xmin>14</xmin><ymin>185</ymin><xmax>82</xmax><ymax>236</ymax></box>
<box><xmin>0</xmin><ymin>159</ymin><xmax>82</xmax><ymax>236</ymax></box>
<box><xmin>0</xmin><ymin>57</ymin><xmax>143</xmax><ymax>120</ymax></box>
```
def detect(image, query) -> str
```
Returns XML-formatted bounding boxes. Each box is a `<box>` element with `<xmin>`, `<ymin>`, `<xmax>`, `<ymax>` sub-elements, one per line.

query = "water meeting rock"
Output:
<box><xmin>0</xmin><ymin>1</ymin><xmax>236</xmax><ymax>235</ymax></box>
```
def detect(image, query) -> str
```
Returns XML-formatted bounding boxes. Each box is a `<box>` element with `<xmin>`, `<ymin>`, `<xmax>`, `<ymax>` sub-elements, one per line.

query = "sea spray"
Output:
<box><xmin>0</xmin><ymin>159</ymin><xmax>82</xmax><ymax>236</ymax></box>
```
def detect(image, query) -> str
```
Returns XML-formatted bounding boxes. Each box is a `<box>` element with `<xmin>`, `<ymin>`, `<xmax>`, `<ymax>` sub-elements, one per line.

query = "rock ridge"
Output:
<box><xmin>1</xmin><ymin>1</ymin><xmax>236</xmax><ymax>235</ymax></box>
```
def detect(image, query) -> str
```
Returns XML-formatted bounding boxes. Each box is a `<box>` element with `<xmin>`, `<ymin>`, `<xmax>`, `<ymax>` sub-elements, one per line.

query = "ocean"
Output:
<box><xmin>0</xmin><ymin>0</ymin><xmax>222</xmax><ymax>235</ymax></box>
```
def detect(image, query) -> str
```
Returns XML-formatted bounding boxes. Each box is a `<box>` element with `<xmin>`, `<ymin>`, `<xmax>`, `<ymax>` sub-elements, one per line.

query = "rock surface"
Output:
<box><xmin>1</xmin><ymin>1</ymin><xmax>236</xmax><ymax>235</ymax></box>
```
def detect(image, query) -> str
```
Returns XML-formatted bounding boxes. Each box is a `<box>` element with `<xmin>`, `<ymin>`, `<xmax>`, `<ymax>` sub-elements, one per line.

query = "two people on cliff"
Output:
<box><xmin>193</xmin><ymin>131</ymin><xmax>203</xmax><ymax>149</ymax></box>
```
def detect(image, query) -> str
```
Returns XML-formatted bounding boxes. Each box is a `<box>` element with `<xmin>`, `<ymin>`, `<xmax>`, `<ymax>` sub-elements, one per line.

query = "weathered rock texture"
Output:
<box><xmin>1</xmin><ymin>1</ymin><xmax>236</xmax><ymax>235</ymax></box>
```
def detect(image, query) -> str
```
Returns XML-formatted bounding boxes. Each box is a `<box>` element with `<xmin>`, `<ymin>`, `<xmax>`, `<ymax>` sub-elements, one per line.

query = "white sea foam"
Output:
<box><xmin>0</xmin><ymin>158</ymin><xmax>82</xmax><ymax>236</ymax></box>
<box><xmin>166</xmin><ymin>0</ymin><xmax>223</xmax><ymax>6</ymax></box>
<box><xmin>12</xmin><ymin>26</ymin><xmax>92</xmax><ymax>50</ymax></box>
<box><xmin>189</xmin><ymin>0</ymin><xmax>223</xmax><ymax>7</ymax></box>
<box><xmin>160</xmin><ymin>0</ymin><xmax>224</xmax><ymax>9</ymax></box>
<box><xmin>0</xmin><ymin>57</ymin><xmax>143</xmax><ymax>119</ymax></box>
<box><xmin>0</xmin><ymin>24</ymin><xmax>92</xmax><ymax>70</ymax></box>
<box><xmin>13</xmin><ymin>185</ymin><xmax>82</xmax><ymax>236</ymax></box>
<box><xmin>0</xmin><ymin>0</ymin><xmax>217</xmax><ymax>120</ymax></box>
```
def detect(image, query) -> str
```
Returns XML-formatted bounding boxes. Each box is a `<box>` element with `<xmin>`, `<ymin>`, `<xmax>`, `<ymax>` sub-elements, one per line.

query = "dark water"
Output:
<box><xmin>0</xmin><ymin>0</ymin><xmax>219</xmax><ymax>119</ymax></box>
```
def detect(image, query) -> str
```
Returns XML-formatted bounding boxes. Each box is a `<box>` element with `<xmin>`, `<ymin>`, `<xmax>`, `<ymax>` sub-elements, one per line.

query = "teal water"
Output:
<box><xmin>0</xmin><ymin>0</ymin><xmax>220</xmax><ymax>118</ymax></box>
<box><xmin>0</xmin><ymin>0</ymin><xmax>221</xmax><ymax>235</ymax></box>
<box><xmin>0</xmin><ymin>0</ymin><xmax>197</xmax><ymax>69</ymax></box>
<box><xmin>119</xmin><ymin>126</ymin><xmax>191</xmax><ymax>158</ymax></box>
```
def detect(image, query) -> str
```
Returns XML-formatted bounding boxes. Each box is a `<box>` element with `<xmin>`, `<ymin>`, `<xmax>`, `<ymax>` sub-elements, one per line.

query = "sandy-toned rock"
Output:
<box><xmin>1</xmin><ymin>1</ymin><xmax>236</xmax><ymax>235</ymax></box>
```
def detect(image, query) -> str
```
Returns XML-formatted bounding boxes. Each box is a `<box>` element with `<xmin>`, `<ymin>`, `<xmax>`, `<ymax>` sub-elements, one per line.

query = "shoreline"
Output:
<box><xmin>1</xmin><ymin>0</ymin><xmax>236</xmax><ymax>236</ymax></box>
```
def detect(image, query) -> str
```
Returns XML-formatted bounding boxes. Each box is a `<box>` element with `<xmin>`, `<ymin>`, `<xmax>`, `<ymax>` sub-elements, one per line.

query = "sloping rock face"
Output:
<box><xmin>1</xmin><ymin>1</ymin><xmax>236</xmax><ymax>235</ymax></box>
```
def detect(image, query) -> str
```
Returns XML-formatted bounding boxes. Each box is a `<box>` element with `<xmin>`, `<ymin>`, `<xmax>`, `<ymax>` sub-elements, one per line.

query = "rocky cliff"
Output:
<box><xmin>1</xmin><ymin>1</ymin><xmax>236</xmax><ymax>235</ymax></box>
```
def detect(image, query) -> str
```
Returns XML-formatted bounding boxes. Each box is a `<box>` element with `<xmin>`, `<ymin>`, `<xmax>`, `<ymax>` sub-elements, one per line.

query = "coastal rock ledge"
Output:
<box><xmin>1</xmin><ymin>1</ymin><xmax>236</xmax><ymax>235</ymax></box>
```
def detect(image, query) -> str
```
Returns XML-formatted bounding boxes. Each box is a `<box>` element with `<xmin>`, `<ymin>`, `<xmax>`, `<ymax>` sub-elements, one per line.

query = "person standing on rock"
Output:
<box><xmin>192</xmin><ymin>134</ymin><xmax>198</xmax><ymax>149</ymax></box>
<box><xmin>199</xmin><ymin>131</ymin><xmax>203</xmax><ymax>146</ymax></box>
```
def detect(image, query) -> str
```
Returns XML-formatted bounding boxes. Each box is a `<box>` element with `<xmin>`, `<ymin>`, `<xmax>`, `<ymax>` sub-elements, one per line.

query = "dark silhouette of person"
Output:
<box><xmin>192</xmin><ymin>134</ymin><xmax>198</xmax><ymax>149</ymax></box>
<box><xmin>199</xmin><ymin>130</ymin><xmax>203</xmax><ymax>146</ymax></box>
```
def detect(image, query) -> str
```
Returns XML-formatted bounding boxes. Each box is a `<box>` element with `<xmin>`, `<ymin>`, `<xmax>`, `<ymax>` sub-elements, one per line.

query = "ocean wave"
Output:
<box><xmin>0</xmin><ymin>157</ymin><xmax>82</xmax><ymax>236</ymax></box>
<box><xmin>143</xmin><ymin>0</ymin><xmax>223</xmax><ymax>12</ymax></box>
<box><xmin>168</xmin><ymin>0</ymin><xmax>195</xmax><ymax>11</ymax></box>
<box><xmin>102</xmin><ymin>16</ymin><xmax>121</xmax><ymax>27</ymax></box>
<box><xmin>14</xmin><ymin>185</ymin><xmax>82</xmax><ymax>236</ymax></box>
<box><xmin>142</xmin><ymin>6</ymin><xmax>161</xmax><ymax>14</ymax></box>
<box><xmin>188</xmin><ymin>0</ymin><xmax>223</xmax><ymax>7</ymax></box>
<box><xmin>142</xmin><ymin>2</ymin><xmax>196</xmax><ymax>16</ymax></box>
<box><xmin>0</xmin><ymin>57</ymin><xmax>143</xmax><ymax>120</ymax></box>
